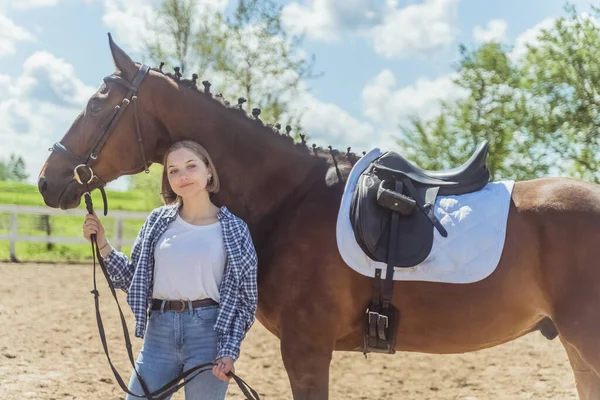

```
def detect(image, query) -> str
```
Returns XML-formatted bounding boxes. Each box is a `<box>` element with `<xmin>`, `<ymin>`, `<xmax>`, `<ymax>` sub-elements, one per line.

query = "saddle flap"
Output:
<box><xmin>351</xmin><ymin>171</ymin><xmax>434</xmax><ymax>268</ymax></box>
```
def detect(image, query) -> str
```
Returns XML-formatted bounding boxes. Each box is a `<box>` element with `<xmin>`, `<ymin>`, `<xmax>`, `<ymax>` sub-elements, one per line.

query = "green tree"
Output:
<box><xmin>400</xmin><ymin>3</ymin><xmax>600</xmax><ymax>183</ymax></box>
<box><xmin>128</xmin><ymin>164</ymin><xmax>165</xmax><ymax>208</ymax></box>
<box><xmin>399</xmin><ymin>43</ymin><xmax>547</xmax><ymax>181</ymax></box>
<box><xmin>522</xmin><ymin>3</ymin><xmax>600</xmax><ymax>183</ymax></box>
<box><xmin>145</xmin><ymin>0</ymin><xmax>213</xmax><ymax>77</ymax></box>
<box><xmin>9</xmin><ymin>154</ymin><xmax>28</xmax><ymax>181</ymax></box>
<box><xmin>145</xmin><ymin>0</ymin><xmax>318</xmax><ymax>128</ymax></box>
<box><xmin>0</xmin><ymin>154</ymin><xmax>28</xmax><ymax>182</ymax></box>
<box><xmin>0</xmin><ymin>161</ymin><xmax>9</xmax><ymax>181</ymax></box>
<box><xmin>134</xmin><ymin>0</ymin><xmax>317</xmax><ymax>192</ymax></box>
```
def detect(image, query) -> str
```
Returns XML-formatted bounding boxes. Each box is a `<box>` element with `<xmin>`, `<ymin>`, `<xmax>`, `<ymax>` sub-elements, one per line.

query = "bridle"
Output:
<box><xmin>49</xmin><ymin>64</ymin><xmax>260</xmax><ymax>399</ymax></box>
<box><xmin>50</xmin><ymin>64</ymin><xmax>151</xmax><ymax>216</ymax></box>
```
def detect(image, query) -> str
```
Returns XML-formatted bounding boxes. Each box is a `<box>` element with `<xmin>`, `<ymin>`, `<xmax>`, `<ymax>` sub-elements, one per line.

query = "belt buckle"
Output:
<box><xmin>173</xmin><ymin>299</ymin><xmax>187</xmax><ymax>313</ymax></box>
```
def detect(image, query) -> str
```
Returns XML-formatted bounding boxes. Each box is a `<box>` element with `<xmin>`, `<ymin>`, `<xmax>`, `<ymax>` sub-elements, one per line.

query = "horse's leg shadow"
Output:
<box><xmin>560</xmin><ymin>338</ymin><xmax>600</xmax><ymax>400</ymax></box>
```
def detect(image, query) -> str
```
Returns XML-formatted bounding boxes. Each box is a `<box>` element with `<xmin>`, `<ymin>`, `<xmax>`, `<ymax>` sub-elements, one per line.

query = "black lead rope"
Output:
<box><xmin>84</xmin><ymin>193</ymin><xmax>260</xmax><ymax>400</ymax></box>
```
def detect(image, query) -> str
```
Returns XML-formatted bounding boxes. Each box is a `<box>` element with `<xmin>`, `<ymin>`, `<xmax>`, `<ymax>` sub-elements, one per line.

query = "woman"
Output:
<box><xmin>82</xmin><ymin>140</ymin><xmax>258</xmax><ymax>400</ymax></box>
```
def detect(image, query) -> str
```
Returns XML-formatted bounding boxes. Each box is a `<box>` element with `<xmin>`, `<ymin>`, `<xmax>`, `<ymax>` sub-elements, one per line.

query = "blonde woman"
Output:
<box><xmin>83</xmin><ymin>140</ymin><xmax>258</xmax><ymax>400</ymax></box>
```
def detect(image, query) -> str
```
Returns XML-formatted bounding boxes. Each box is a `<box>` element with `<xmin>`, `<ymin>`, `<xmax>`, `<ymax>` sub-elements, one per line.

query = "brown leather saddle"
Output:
<box><xmin>350</xmin><ymin>141</ymin><xmax>491</xmax><ymax>354</ymax></box>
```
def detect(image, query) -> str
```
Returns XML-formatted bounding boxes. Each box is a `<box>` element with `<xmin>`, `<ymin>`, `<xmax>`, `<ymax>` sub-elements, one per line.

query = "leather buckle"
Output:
<box><xmin>368</xmin><ymin>311</ymin><xmax>379</xmax><ymax>323</ymax></box>
<box><xmin>172</xmin><ymin>300</ymin><xmax>187</xmax><ymax>313</ymax></box>
<box><xmin>378</xmin><ymin>314</ymin><xmax>389</xmax><ymax>328</ymax></box>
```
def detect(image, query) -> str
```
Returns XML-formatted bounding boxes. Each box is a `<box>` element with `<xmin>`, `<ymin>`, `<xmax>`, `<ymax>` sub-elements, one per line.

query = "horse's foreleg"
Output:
<box><xmin>280</xmin><ymin>323</ymin><xmax>334</xmax><ymax>400</ymax></box>
<box><xmin>560</xmin><ymin>338</ymin><xmax>600</xmax><ymax>399</ymax></box>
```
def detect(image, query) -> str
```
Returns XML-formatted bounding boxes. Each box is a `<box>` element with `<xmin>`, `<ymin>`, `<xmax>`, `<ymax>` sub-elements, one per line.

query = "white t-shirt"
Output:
<box><xmin>152</xmin><ymin>213</ymin><xmax>226</xmax><ymax>302</ymax></box>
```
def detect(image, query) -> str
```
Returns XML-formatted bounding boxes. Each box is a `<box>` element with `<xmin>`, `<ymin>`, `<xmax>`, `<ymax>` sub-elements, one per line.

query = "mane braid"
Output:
<box><xmin>328</xmin><ymin>146</ymin><xmax>344</xmax><ymax>184</ymax></box>
<box><xmin>151</xmin><ymin>64</ymin><xmax>362</xmax><ymax>168</ymax></box>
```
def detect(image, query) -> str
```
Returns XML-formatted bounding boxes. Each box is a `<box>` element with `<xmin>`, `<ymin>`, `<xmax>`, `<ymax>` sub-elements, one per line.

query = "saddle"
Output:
<box><xmin>350</xmin><ymin>141</ymin><xmax>491</xmax><ymax>354</ymax></box>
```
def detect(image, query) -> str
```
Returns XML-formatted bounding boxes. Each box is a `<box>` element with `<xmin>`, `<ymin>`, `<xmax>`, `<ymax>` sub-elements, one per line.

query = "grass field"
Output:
<box><xmin>0</xmin><ymin>181</ymin><xmax>160</xmax><ymax>262</ymax></box>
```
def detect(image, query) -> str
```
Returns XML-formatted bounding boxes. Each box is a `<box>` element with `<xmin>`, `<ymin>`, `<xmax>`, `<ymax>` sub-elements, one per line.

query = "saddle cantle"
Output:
<box><xmin>369</xmin><ymin>141</ymin><xmax>489</xmax><ymax>191</ymax></box>
<box><xmin>351</xmin><ymin>141</ymin><xmax>490</xmax><ymax>268</ymax></box>
<box><xmin>350</xmin><ymin>141</ymin><xmax>491</xmax><ymax>355</ymax></box>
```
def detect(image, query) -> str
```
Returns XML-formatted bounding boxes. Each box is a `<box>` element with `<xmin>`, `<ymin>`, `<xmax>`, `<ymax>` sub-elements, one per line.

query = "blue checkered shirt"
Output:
<box><xmin>102</xmin><ymin>204</ymin><xmax>258</xmax><ymax>361</ymax></box>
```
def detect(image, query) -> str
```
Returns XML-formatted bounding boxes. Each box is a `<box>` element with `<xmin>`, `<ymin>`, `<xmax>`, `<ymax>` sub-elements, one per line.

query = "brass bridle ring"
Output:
<box><xmin>73</xmin><ymin>164</ymin><xmax>95</xmax><ymax>185</ymax></box>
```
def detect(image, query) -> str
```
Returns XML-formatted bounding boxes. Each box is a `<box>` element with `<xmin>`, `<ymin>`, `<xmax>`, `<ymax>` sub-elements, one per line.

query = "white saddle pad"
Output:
<box><xmin>336</xmin><ymin>149</ymin><xmax>515</xmax><ymax>283</ymax></box>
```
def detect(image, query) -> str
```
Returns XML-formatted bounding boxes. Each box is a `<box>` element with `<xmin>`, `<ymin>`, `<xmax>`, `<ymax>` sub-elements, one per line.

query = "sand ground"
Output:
<box><xmin>0</xmin><ymin>263</ymin><xmax>578</xmax><ymax>399</ymax></box>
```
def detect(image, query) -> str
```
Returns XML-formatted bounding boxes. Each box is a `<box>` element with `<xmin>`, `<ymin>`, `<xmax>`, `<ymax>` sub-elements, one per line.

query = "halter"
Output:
<box><xmin>50</xmin><ymin>64</ymin><xmax>151</xmax><ymax>215</ymax></box>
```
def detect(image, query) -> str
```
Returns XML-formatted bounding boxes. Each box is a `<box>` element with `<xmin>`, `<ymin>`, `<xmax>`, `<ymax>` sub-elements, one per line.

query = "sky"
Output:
<box><xmin>0</xmin><ymin>0</ymin><xmax>596</xmax><ymax>191</ymax></box>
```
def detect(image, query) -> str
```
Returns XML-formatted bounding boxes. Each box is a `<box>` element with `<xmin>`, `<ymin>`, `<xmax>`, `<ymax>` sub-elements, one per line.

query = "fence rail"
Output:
<box><xmin>0</xmin><ymin>205</ymin><xmax>149</xmax><ymax>261</ymax></box>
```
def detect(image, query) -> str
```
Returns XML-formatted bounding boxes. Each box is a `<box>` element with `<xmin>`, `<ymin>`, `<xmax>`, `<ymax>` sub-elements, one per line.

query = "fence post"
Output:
<box><xmin>9</xmin><ymin>211</ymin><xmax>17</xmax><ymax>262</ymax></box>
<box><xmin>116</xmin><ymin>217</ymin><xmax>123</xmax><ymax>251</ymax></box>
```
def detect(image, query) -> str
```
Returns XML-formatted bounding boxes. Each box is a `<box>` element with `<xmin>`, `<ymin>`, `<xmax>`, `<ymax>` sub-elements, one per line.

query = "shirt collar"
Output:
<box><xmin>161</xmin><ymin>203</ymin><xmax>232</xmax><ymax>221</ymax></box>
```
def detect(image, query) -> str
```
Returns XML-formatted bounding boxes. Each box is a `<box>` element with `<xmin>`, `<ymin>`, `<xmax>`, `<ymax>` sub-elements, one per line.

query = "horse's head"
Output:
<box><xmin>38</xmin><ymin>34</ymin><xmax>166</xmax><ymax>210</ymax></box>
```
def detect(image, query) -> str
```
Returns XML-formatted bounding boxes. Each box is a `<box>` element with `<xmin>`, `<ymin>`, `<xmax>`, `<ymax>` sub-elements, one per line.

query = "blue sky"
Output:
<box><xmin>0</xmin><ymin>0</ymin><xmax>595</xmax><ymax>190</ymax></box>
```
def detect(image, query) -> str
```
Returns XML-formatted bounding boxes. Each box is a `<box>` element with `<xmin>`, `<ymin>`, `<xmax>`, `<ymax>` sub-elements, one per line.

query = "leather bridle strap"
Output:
<box><xmin>50</xmin><ymin>65</ymin><xmax>151</xmax><ymax>216</ymax></box>
<box><xmin>89</xmin><ymin>65</ymin><xmax>150</xmax><ymax>166</ymax></box>
<box><xmin>52</xmin><ymin>65</ymin><xmax>151</xmax><ymax>171</ymax></box>
<box><xmin>132</xmin><ymin>95</ymin><xmax>149</xmax><ymax>173</ymax></box>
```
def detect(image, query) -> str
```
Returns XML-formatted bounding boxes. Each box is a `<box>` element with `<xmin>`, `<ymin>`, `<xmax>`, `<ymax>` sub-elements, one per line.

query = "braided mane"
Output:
<box><xmin>151</xmin><ymin>63</ymin><xmax>367</xmax><ymax>181</ymax></box>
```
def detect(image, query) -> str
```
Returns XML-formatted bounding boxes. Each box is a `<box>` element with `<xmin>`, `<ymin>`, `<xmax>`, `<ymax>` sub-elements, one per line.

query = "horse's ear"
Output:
<box><xmin>108</xmin><ymin>33</ymin><xmax>136</xmax><ymax>80</ymax></box>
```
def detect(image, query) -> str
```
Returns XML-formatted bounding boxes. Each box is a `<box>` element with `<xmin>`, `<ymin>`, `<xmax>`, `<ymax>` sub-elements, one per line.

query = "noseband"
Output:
<box><xmin>50</xmin><ymin>64</ymin><xmax>151</xmax><ymax>215</ymax></box>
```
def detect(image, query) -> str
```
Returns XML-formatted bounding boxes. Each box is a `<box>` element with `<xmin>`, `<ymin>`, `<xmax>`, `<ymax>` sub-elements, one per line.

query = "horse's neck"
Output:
<box><xmin>150</xmin><ymin>78</ymin><xmax>320</xmax><ymax>225</ymax></box>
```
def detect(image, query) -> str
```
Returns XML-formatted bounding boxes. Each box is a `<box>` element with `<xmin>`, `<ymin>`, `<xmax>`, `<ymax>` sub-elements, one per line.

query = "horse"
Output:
<box><xmin>37</xmin><ymin>35</ymin><xmax>600</xmax><ymax>399</ymax></box>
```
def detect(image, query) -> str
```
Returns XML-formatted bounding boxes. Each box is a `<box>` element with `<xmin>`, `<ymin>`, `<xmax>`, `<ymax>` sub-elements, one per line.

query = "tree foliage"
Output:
<box><xmin>0</xmin><ymin>154</ymin><xmax>28</xmax><ymax>182</ymax></box>
<box><xmin>399</xmin><ymin>3</ymin><xmax>600</xmax><ymax>183</ymax></box>
<box><xmin>133</xmin><ymin>0</ymin><xmax>318</xmax><ymax>193</ymax></box>
<box><xmin>145</xmin><ymin>0</ymin><xmax>318</xmax><ymax>124</ymax></box>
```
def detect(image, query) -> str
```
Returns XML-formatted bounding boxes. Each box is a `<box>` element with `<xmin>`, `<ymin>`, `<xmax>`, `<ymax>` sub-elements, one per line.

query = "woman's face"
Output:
<box><xmin>166</xmin><ymin>148</ymin><xmax>211</xmax><ymax>198</ymax></box>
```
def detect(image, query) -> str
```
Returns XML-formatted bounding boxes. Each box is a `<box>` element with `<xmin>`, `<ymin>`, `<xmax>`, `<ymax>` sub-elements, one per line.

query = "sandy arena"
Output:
<box><xmin>0</xmin><ymin>263</ymin><xmax>578</xmax><ymax>399</ymax></box>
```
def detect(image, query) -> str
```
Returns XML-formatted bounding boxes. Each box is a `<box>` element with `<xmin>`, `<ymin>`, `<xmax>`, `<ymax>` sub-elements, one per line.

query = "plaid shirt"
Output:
<box><xmin>102</xmin><ymin>204</ymin><xmax>258</xmax><ymax>361</ymax></box>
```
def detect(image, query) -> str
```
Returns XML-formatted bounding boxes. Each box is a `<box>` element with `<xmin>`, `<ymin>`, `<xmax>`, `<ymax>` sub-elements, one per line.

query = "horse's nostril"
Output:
<box><xmin>38</xmin><ymin>178</ymin><xmax>48</xmax><ymax>194</ymax></box>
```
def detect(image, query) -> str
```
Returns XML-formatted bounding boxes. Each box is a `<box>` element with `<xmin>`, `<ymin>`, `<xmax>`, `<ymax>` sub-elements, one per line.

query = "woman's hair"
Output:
<box><xmin>161</xmin><ymin>140</ymin><xmax>220</xmax><ymax>205</ymax></box>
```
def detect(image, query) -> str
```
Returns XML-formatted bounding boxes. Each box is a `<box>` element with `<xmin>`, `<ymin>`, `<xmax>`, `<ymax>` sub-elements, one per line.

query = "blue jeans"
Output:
<box><xmin>125</xmin><ymin>303</ymin><xmax>228</xmax><ymax>400</ymax></box>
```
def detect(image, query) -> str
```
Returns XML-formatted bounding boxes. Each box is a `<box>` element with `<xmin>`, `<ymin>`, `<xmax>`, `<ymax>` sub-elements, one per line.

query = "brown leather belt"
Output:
<box><xmin>151</xmin><ymin>298</ymin><xmax>218</xmax><ymax>313</ymax></box>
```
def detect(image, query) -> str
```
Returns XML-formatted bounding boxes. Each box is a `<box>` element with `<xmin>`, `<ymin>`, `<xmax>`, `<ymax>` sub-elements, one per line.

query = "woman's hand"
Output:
<box><xmin>83</xmin><ymin>211</ymin><xmax>107</xmax><ymax>247</ymax></box>
<box><xmin>213</xmin><ymin>357</ymin><xmax>235</xmax><ymax>381</ymax></box>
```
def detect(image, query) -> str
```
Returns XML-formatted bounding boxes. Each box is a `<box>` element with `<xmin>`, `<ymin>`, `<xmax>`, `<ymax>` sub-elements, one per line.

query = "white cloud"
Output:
<box><xmin>101</xmin><ymin>0</ymin><xmax>156</xmax><ymax>53</ymax></box>
<box><xmin>22</xmin><ymin>51</ymin><xmax>96</xmax><ymax>105</ymax></box>
<box><xmin>362</xmin><ymin>69</ymin><xmax>466</xmax><ymax>129</ymax></box>
<box><xmin>370</xmin><ymin>0</ymin><xmax>461</xmax><ymax>59</ymax></box>
<box><xmin>0</xmin><ymin>52</ymin><xmax>96</xmax><ymax>185</ymax></box>
<box><xmin>473</xmin><ymin>19</ymin><xmax>507</xmax><ymax>43</ymax></box>
<box><xmin>509</xmin><ymin>17</ymin><xmax>555</xmax><ymax>61</ymax></box>
<box><xmin>283</xmin><ymin>0</ymin><xmax>460</xmax><ymax>58</ymax></box>
<box><xmin>282</xmin><ymin>0</ymin><xmax>381</xmax><ymax>42</ymax></box>
<box><xmin>0</xmin><ymin>11</ymin><xmax>36</xmax><ymax>56</ymax></box>
<box><xmin>11</xmin><ymin>0</ymin><xmax>59</xmax><ymax>9</ymax></box>
<box><xmin>284</xmin><ymin>69</ymin><xmax>468</xmax><ymax>156</ymax></box>
<box><xmin>289</xmin><ymin>90</ymin><xmax>378</xmax><ymax>152</ymax></box>
<box><xmin>101</xmin><ymin>0</ymin><xmax>228</xmax><ymax>55</ymax></box>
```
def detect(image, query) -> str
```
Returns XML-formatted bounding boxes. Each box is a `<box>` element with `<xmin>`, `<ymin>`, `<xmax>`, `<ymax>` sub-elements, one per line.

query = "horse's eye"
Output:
<box><xmin>89</xmin><ymin>102</ymin><xmax>102</xmax><ymax>115</ymax></box>
<box><xmin>98</xmin><ymin>83</ymin><xmax>108</xmax><ymax>95</ymax></box>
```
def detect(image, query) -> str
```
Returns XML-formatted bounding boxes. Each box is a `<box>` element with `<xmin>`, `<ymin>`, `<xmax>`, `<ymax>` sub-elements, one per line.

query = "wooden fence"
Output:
<box><xmin>0</xmin><ymin>205</ymin><xmax>149</xmax><ymax>261</ymax></box>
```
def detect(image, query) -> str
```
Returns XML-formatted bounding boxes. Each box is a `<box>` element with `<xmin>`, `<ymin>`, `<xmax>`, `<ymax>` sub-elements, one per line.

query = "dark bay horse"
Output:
<box><xmin>37</xmin><ymin>35</ymin><xmax>600</xmax><ymax>399</ymax></box>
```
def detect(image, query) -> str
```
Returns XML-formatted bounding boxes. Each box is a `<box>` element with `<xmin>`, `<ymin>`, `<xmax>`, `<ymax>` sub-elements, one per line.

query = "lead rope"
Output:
<box><xmin>84</xmin><ymin>193</ymin><xmax>260</xmax><ymax>400</ymax></box>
